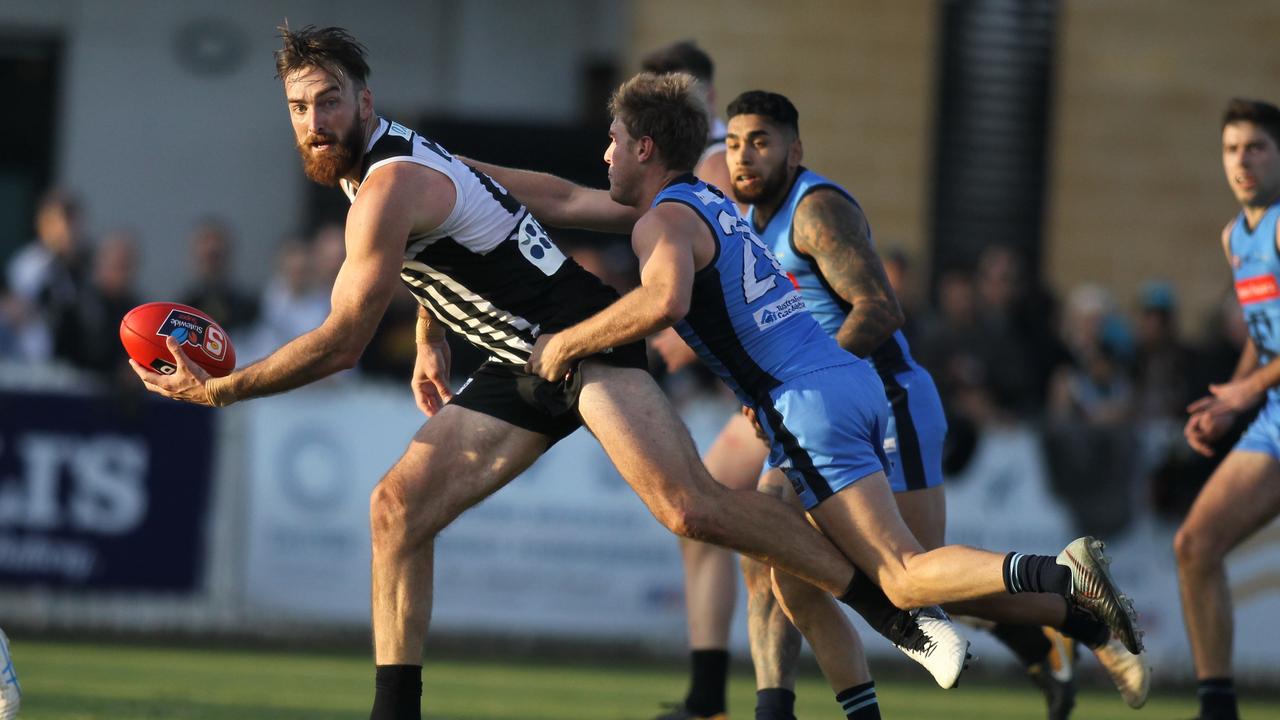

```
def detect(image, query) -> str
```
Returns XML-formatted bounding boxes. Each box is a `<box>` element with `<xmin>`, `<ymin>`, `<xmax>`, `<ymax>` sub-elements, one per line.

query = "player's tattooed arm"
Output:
<box><xmin>791</xmin><ymin>188</ymin><xmax>904</xmax><ymax>357</ymax></box>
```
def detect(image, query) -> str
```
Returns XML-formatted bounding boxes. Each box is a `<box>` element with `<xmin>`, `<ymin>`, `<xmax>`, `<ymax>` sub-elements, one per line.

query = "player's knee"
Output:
<box><xmin>1173</xmin><ymin>522</ymin><xmax>1224</xmax><ymax>571</ymax></box>
<box><xmin>879</xmin><ymin>570</ymin><xmax>928</xmax><ymax>610</ymax></box>
<box><xmin>370</xmin><ymin>476</ymin><xmax>440</xmax><ymax>548</ymax></box>
<box><xmin>771</xmin><ymin>569</ymin><xmax>820</xmax><ymax>618</ymax></box>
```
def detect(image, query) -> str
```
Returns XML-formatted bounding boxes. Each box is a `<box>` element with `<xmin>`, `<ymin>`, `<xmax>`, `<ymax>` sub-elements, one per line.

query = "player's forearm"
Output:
<box><xmin>416</xmin><ymin>305</ymin><xmax>445</xmax><ymax>343</ymax></box>
<box><xmin>1239</xmin><ymin>352</ymin><xmax>1280</xmax><ymax>395</ymax></box>
<box><xmin>465</xmin><ymin>158</ymin><xmax>638</xmax><ymax>234</ymax></box>
<box><xmin>206</xmin><ymin>321</ymin><xmax>365</xmax><ymax>406</ymax></box>
<box><xmin>557</xmin><ymin>285</ymin><xmax>684</xmax><ymax>361</ymax></box>
<box><xmin>835</xmin><ymin>300</ymin><xmax>904</xmax><ymax>358</ymax></box>
<box><xmin>465</xmin><ymin>160</ymin><xmax>581</xmax><ymax>226</ymax></box>
<box><xmin>1231</xmin><ymin>340</ymin><xmax>1260</xmax><ymax>381</ymax></box>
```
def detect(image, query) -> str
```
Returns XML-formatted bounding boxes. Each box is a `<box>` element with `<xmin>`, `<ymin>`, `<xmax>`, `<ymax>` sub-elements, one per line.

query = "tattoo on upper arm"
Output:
<box><xmin>791</xmin><ymin>190</ymin><xmax>903</xmax><ymax>356</ymax></box>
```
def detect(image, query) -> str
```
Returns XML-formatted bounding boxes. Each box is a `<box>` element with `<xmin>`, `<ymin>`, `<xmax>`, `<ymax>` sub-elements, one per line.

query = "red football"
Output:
<box><xmin>119</xmin><ymin>302</ymin><xmax>236</xmax><ymax>378</ymax></box>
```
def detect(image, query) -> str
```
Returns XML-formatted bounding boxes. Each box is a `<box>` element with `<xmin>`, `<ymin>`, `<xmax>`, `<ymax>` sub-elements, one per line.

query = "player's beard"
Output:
<box><xmin>298</xmin><ymin>113</ymin><xmax>365</xmax><ymax>187</ymax></box>
<box><xmin>733</xmin><ymin>162</ymin><xmax>790</xmax><ymax>206</ymax></box>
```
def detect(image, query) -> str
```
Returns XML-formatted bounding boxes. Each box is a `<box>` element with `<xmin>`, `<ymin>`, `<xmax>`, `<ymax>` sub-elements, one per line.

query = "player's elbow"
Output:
<box><xmin>886</xmin><ymin>300</ymin><xmax>906</xmax><ymax>332</ymax></box>
<box><xmin>323</xmin><ymin>322</ymin><xmax>371</xmax><ymax>370</ymax></box>
<box><xmin>332</xmin><ymin>345</ymin><xmax>364</xmax><ymax>371</ymax></box>
<box><xmin>657</xmin><ymin>291</ymin><xmax>690</xmax><ymax>325</ymax></box>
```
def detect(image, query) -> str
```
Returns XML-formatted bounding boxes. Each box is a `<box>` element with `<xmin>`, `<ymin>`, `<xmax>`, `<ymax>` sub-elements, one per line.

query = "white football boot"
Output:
<box><xmin>0</xmin><ymin>629</ymin><xmax>20</xmax><ymax>720</ymax></box>
<box><xmin>890</xmin><ymin>606</ymin><xmax>973</xmax><ymax>689</ymax></box>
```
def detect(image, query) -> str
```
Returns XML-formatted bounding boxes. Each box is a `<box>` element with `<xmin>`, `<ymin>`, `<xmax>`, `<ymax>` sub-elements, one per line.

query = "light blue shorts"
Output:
<box><xmin>755</xmin><ymin>361</ymin><xmax>891</xmax><ymax>510</ymax></box>
<box><xmin>881</xmin><ymin>367</ymin><xmax>948</xmax><ymax>493</ymax></box>
<box><xmin>1235</xmin><ymin>393</ymin><xmax>1280</xmax><ymax>461</ymax></box>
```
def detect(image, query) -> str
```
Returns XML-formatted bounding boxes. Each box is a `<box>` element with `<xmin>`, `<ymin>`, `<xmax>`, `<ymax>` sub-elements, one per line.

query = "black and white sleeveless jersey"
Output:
<box><xmin>341</xmin><ymin>117</ymin><xmax>623</xmax><ymax>364</ymax></box>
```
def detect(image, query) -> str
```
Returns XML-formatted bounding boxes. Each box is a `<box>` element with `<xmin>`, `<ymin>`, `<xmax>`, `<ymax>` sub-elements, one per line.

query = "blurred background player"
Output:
<box><xmin>1175</xmin><ymin>97</ymin><xmax>1280</xmax><ymax>720</ymax></box>
<box><xmin>641</xmin><ymin>40</ymin><xmax>730</xmax><ymax>193</ymax></box>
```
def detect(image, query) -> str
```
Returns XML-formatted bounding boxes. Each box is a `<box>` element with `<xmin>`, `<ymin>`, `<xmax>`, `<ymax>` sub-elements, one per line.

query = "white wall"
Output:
<box><xmin>0</xmin><ymin>0</ymin><xmax>624</xmax><ymax>298</ymax></box>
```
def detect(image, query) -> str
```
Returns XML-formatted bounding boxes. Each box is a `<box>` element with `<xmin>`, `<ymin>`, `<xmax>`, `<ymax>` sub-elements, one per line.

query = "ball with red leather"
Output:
<box><xmin>119</xmin><ymin>302</ymin><xmax>236</xmax><ymax>378</ymax></box>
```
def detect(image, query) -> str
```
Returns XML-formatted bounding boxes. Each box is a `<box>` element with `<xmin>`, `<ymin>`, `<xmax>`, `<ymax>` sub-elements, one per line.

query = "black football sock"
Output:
<box><xmin>838</xmin><ymin>573</ymin><xmax>903</xmax><ymax>640</ymax></box>
<box><xmin>1198</xmin><ymin>677</ymin><xmax>1239</xmax><ymax>720</ymax></box>
<box><xmin>370</xmin><ymin>664</ymin><xmax>422</xmax><ymax>720</ymax></box>
<box><xmin>1003</xmin><ymin>552</ymin><xmax>1072</xmax><ymax>596</ymax></box>
<box><xmin>1059</xmin><ymin>604</ymin><xmax>1110</xmax><ymax>649</ymax></box>
<box><xmin>755</xmin><ymin>687</ymin><xmax>796</xmax><ymax>720</ymax></box>
<box><xmin>837</xmin><ymin>682</ymin><xmax>880</xmax><ymax>719</ymax></box>
<box><xmin>684</xmin><ymin>649</ymin><xmax>729</xmax><ymax>717</ymax></box>
<box><xmin>988</xmin><ymin>623</ymin><xmax>1053</xmax><ymax>667</ymax></box>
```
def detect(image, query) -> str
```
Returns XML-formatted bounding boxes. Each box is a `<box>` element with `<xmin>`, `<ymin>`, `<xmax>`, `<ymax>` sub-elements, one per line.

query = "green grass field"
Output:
<box><xmin>11</xmin><ymin>638</ymin><xmax>1280</xmax><ymax>719</ymax></box>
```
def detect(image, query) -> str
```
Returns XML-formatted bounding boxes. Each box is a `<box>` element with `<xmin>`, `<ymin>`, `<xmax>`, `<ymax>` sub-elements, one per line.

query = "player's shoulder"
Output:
<box><xmin>797</xmin><ymin>185</ymin><xmax>859</xmax><ymax>214</ymax></box>
<box><xmin>794</xmin><ymin>185</ymin><xmax>866</xmax><ymax>235</ymax></box>
<box><xmin>1221</xmin><ymin>216</ymin><xmax>1237</xmax><ymax>250</ymax></box>
<box><xmin>641</xmin><ymin>194</ymin><xmax>715</xmax><ymax>239</ymax></box>
<box><xmin>353</xmin><ymin>160</ymin><xmax>456</xmax><ymax>227</ymax></box>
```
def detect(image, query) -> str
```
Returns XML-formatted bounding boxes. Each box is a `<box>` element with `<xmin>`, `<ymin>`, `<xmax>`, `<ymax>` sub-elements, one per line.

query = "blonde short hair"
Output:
<box><xmin>609</xmin><ymin>72</ymin><xmax>709</xmax><ymax>173</ymax></box>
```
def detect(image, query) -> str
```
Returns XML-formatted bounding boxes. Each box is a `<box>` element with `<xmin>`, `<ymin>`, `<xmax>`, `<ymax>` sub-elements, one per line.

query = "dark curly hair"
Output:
<box><xmin>274</xmin><ymin>24</ymin><xmax>370</xmax><ymax>88</ymax></box>
<box><xmin>1222</xmin><ymin>97</ymin><xmax>1280</xmax><ymax>146</ymax></box>
<box><xmin>726</xmin><ymin>90</ymin><xmax>800</xmax><ymax>137</ymax></box>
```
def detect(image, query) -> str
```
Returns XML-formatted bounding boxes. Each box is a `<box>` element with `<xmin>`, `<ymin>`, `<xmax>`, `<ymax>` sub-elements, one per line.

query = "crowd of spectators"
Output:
<box><xmin>0</xmin><ymin>189</ymin><xmax>422</xmax><ymax>390</ymax></box>
<box><xmin>889</xmin><ymin>244</ymin><xmax>1248</xmax><ymax>533</ymax></box>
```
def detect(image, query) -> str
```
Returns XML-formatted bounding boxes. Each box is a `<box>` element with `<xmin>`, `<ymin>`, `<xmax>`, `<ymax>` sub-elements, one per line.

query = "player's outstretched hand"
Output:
<box><xmin>1206</xmin><ymin>377</ymin><xmax>1262</xmax><ymax>414</ymax></box>
<box><xmin>1184</xmin><ymin>410</ymin><xmax>1217</xmax><ymax>457</ymax></box>
<box><xmin>527</xmin><ymin>333</ymin><xmax>573</xmax><ymax>383</ymax></box>
<box><xmin>412</xmin><ymin>339</ymin><xmax>453</xmax><ymax>417</ymax></box>
<box><xmin>1183</xmin><ymin>391</ymin><xmax>1240</xmax><ymax>457</ymax></box>
<box><xmin>128</xmin><ymin>336</ymin><xmax>215</xmax><ymax>406</ymax></box>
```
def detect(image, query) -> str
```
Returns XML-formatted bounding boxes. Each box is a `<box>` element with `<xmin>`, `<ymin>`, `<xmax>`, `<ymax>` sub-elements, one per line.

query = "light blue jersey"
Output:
<box><xmin>749</xmin><ymin>168</ymin><xmax>946</xmax><ymax>492</ymax></box>
<box><xmin>1229</xmin><ymin>202</ymin><xmax>1280</xmax><ymax>460</ymax></box>
<box><xmin>655</xmin><ymin>174</ymin><xmax>889</xmax><ymax>508</ymax></box>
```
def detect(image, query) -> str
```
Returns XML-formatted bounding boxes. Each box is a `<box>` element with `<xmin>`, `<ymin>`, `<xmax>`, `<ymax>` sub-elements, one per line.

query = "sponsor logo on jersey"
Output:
<box><xmin>516</xmin><ymin>214</ymin><xmax>566</xmax><ymax>276</ymax></box>
<box><xmin>387</xmin><ymin>121</ymin><xmax>413</xmax><ymax>141</ymax></box>
<box><xmin>694</xmin><ymin>186</ymin><xmax>722</xmax><ymax>206</ymax></box>
<box><xmin>1236</xmin><ymin>274</ymin><xmax>1280</xmax><ymax>305</ymax></box>
<box><xmin>751</xmin><ymin>291</ymin><xmax>806</xmax><ymax>332</ymax></box>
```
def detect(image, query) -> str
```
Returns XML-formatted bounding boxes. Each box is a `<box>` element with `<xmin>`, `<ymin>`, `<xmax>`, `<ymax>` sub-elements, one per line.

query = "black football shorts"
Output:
<box><xmin>449</xmin><ymin>340</ymin><xmax>648</xmax><ymax>443</ymax></box>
